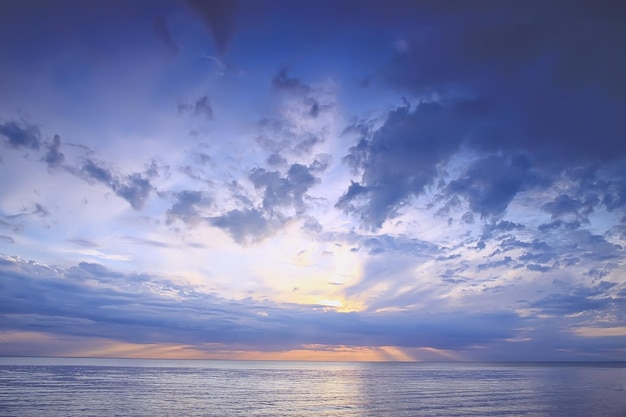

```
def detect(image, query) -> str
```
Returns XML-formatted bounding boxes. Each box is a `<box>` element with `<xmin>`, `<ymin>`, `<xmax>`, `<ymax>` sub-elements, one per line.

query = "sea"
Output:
<box><xmin>1</xmin><ymin>358</ymin><xmax>625</xmax><ymax>417</ymax></box>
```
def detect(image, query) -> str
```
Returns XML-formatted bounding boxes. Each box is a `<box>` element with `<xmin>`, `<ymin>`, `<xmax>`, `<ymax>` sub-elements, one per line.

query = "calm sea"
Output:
<box><xmin>1</xmin><ymin>357</ymin><xmax>625</xmax><ymax>417</ymax></box>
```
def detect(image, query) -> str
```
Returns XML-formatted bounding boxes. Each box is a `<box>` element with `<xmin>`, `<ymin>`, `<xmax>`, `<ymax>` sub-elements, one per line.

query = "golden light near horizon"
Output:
<box><xmin>1</xmin><ymin>331</ymin><xmax>470</xmax><ymax>362</ymax></box>
<box><xmin>244</xmin><ymin>229</ymin><xmax>367</xmax><ymax>312</ymax></box>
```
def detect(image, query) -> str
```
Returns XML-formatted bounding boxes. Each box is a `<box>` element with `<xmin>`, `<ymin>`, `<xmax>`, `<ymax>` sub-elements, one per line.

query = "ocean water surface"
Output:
<box><xmin>1</xmin><ymin>357</ymin><xmax>625</xmax><ymax>417</ymax></box>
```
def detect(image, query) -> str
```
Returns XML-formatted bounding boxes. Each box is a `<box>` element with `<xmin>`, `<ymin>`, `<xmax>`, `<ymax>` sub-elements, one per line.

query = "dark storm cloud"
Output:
<box><xmin>335</xmin><ymin>181</ymin><xmax>369</xmax><ymax>216</ymax></box>
<box><xmin>0</xmin><ymin>120</ymin><xmax>41</xmax><ymax>150</ymax></box>
<box><xmin>153</xmin><ymin>16</ymin><xmax>179</xmax><ymax>56</ymax></box>
<box><xmin>187</xmin><ymin>0</ymin><xmax>237</xmax><ymax>57</ymax></box>
<box><xmin>447</xmin><ymin>153</ymin><xmax>544</xmax><ymax>218</ymax></box>
<box><xmin>337</xmin><ymin>102</ymin><xmax>471</xmax><ymax>228</ymax></box>
<box><xmin>338</xmin><ymin>0</ymin><xmax>626</xmax><ymax>228</ymax></box>
<box><xmin>78</xmin><ymin>159</ymin><xmax>153</xmax><ymax>210</ymax></box>
<box><xmin>383</xmin><ymin>0</ymin><xmax>626</xmax><ymax>162</ymax></box>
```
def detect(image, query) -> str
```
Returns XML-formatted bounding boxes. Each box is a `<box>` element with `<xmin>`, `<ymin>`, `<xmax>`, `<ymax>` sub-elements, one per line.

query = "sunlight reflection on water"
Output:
<box><xmin>1</xmin><ymin>358</ymin><xmax>626</xmax><ymax>417</ymax></box>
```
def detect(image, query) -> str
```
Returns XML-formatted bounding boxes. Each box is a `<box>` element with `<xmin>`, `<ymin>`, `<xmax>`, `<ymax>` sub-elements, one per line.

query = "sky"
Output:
<box><xmin>1</xmin><ymin>0</ymin><xmax>625</xmax><ymax>362</ymax></box>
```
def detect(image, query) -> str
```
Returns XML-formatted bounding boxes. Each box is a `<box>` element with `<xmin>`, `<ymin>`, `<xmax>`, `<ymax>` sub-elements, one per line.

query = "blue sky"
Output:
<box><xmin>1</xmin><ymin>0</ymin><xmax>625</xmax><ymax>361</ymax></box>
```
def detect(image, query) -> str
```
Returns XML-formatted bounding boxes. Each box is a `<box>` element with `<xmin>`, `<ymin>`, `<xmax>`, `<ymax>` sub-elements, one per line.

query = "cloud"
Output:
<box><xmin>166</xmin><ymin>190</ymin><xmax>212</xmax><ymax>225</ymax></box>
<box><xmin>337</xmin><ymin>1</ymin><xmax>626</xmax><ymax>230</ymax></box>
<box><xmin>121</xmin><ymin>236</ymin><xmax>171</xmax><ymax>248</ymax></box>
<box><xmin>66</xmin><ymin>238</ymin><xmax>99</xmax><ymax>248</ymax></box>
<box><xmin>249</xmin><ymin>163</ymin><xmax>317</xmax><ymax>215</ymax></box>
<box><xmin>526</xmin><ymin>263</ymin><xmax>552</xmax><ymax>273</ymax></box>
<box><xmin>187</xmin><ymin>0</ymin><xmax>237</xmax><ymax>57</ymax></box>
<box><xmin>488</xmin><ymin>228</ymin><xmax>625</xmax><ymax>279</ymax></box>
<box><xmin>193</xmin><ymin>96</ymin><xmax>213</xmax><ymax>120</ymax></box>
<box><xmin>479</xmin><ymin>220</ymin><xmax>525</xmax><ymax>245</ymax></box>
<box><xmin>266</xmin><ymin>153</ymin><xmax>287</xmax><ymax>167</ymax></box>
<box><xmin>77</xmin><ymin>159</ymin><xmax>153</xmax><ymax>210</ymax></box>
<box><xmin>538</xmin><ymin>220</ymin><xmax>582</xmax><ymax>233</ymax></box>
<box><xmin>153</xmin><ymin>16</ymin><xmax>179</xmax><ymax>57</ymax></box>
<box><xmin>0</xmin><ymin>120</ymin><xmax>41</xmax><ymax>150</ymax></box>
<box><xmin>542</xmin><ymin>194</ymin><xmax>584</xmax><ymax>219</ymax></box>
<box><xmin>528</xmin><ymin>283</ymin><xmax>620</xmax><ymax>316</ymax></box>
<box><xmin>42</xmin><ymin>134</ymin><xmax>65</xmax><ymax>169</ymax></box>
<box><xmin>360</xmin><ymin>233</ymin><xmax>439</xmax><ymax>257</ymax></box>
<box><xmin>606</xmin><ymin>225</ymin><xmax>626</xmax><ymax>240</ymax></box>
<box><xmin>477</xmin><ymin>256</ymin><xmax>513</xmax><ymax>272</ymax></box>
<box><xmin>115</xmin><ymin>174</ymin><xmax>153</xmax><ymax>210</ymax></box>
<box><xmin>7</xmin><ymin>204</ymin><xmax>49</xmax><ymax>220</ymax></box>
<box><xmin>178</xmin><ymin>95</ymin><xmax>213</xmax><ymax>120</ymax></box>
<box><xmin>81</xmin><ymin>158</ymin><xmax>114</xmax><ymax>183</ymax></box>
<box><xmin>338</xmin><ymin>102</ymin><xmax>472</xmax><ymax>228</ymax></box>
<box><xmin>209</xmin><ymin>208</ymin><xmax>276</xmax><ymax>245</ymax></box>
<box><xmin>0</xmin><ymin>235</ymin><xmax>14</xmax><ymax>244</ymax></box>
<box><xmin>383</xmin><ymin>1</ymin><xmax>626</xmax><ymax>163</ymax></box>
<box><xmin>0</xmin><ymin>254</ymin><xmax>521</xmax><ymax>353</ymax></box>
<box><xmin>447</xmin><ymin>153</ymin><xmax>545</xmax><ymax>218</ymax></box>
<box><xmin>255</xmin><ymin>68</ymin><xmax>335</xmax><ymax>164</ymax></box>
<box><xmin>272</xmin><ymin>67</ymin><xmax>311</xmax><ymax>94</ymax></box>
<box><xmin>1</xmin><ymin>248</ymin><xmax>625</xmax><ymax>359</ymax></box>
<box><xmin>2</xmin><ymin>0</ymin><xmax>626</xmax><ymax>362</ymax></box>
<box><xmin>0</xmin><ymin>204</ymin><xmax>49</xmax><ymax>235</ymax></box>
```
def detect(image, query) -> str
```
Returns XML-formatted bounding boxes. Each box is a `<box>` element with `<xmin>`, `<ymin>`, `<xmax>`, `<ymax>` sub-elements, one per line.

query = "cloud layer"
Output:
<box><xmin>0</xmin><ymin>0</ymin><xmax>625</xmax><ymax>361</ymax></box>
